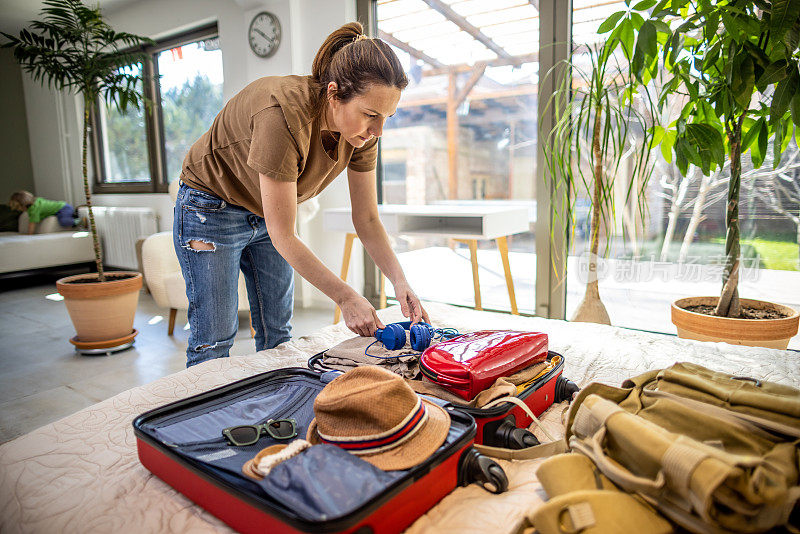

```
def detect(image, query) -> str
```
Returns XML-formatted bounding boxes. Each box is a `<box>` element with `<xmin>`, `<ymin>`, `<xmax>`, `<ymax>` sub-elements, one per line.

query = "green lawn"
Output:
<box><xmin>712</xmin><ymin>238</ymin><xmax>799</xmax><ymax>271</ymax></box>
<box><xmin>622</xmin><ymin>238</ymin><xmax>799</xmax><ymax>271</ymax></box>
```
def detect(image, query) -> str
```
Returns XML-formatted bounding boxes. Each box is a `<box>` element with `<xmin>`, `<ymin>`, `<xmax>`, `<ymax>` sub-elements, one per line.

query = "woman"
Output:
<box><xmin>174</xmin><ymin>22</ymin><xmax>429</xmax><ymax>367</ymax></box>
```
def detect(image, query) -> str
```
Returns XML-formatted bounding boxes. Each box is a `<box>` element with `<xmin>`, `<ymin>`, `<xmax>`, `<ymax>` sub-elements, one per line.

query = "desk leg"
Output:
<box><xmin>466</xmin><ymin>239</ymin><xmax>482</xmax><ymax>311</ymax></box>
<box><xmin>333</xmin><ymin>233</ymin><xmax>357</xmax><ymax>324</ymax></box>
<box><xmin>496</xmin><ymin>236</ymin><xmax>518</xmax><ymax>315</ymax></box>
<box><xmin>168</xmin><ymin>308</ymin><xmax>177</xmax><ymax>336</ymax></box>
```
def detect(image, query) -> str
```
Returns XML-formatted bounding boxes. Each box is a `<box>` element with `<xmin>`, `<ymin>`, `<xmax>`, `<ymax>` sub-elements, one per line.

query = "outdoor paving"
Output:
<box><xmin>393</xmin><ymin>246</ymin><xmax>800</xmax><ymax>350</ymax></box>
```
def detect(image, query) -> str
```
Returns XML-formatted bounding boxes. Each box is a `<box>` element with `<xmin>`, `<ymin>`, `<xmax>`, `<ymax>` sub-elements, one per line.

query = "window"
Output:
<box><xmin>567</xmin><ymin>2</ymin><xmax>800</xmax><ymax>348</ymax></box>
<box><xmin>92</xmin><ymin>24</ymin><xmax>223</xmax><ymax>193</ymax></box>
<box><xmin>374</xmin><ymin>0</ymin><xmax>539</xmax><ymax>314</ymax></box>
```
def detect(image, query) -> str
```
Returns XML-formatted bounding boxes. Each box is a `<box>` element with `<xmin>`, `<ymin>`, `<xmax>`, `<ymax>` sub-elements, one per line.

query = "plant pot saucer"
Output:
<box><xmin>70</xmin><ymin>329</ymin><xmax>138</xmax><ymax>356</ymax></box>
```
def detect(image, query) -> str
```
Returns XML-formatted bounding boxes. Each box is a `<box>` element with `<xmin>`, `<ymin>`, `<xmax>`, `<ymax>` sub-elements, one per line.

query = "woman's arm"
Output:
<box><xmin>26</xmin><ymin>221</ymin><xmax>36</xmax><ymax>235</ymax></box>
<box><xmin>347</xmin><ymin>168</ymin><xmax>429</xmax><ymax>324</ymax></box>
<box><xmin>259</xmin><ymin>172</ymin><xmax>384</xmax><ymax>336</ymax></box>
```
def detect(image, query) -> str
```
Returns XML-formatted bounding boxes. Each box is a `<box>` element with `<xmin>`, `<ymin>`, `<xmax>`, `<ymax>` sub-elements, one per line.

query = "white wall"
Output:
<box><xmin>21</xmin><ymin>0</ymin><xmax>362</xmax><ymax>310</ymax></box>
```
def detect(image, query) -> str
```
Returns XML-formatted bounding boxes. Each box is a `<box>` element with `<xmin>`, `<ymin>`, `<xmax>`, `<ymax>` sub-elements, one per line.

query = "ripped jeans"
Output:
<box><xmin>174</xmin><ymin>183</ymin><xmax>293</xmax><ymax>367</ymax></box>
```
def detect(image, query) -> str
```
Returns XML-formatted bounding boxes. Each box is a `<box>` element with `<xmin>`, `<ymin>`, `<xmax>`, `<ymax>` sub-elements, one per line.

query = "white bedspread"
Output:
<box><xmin>1</xmin><ymin>302</ymin><xmax>797</xmax><ymax>533</ymax></box>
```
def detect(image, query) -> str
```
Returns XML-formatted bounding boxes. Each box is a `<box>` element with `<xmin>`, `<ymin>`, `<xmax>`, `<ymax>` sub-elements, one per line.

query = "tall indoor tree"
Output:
<box><xmin>622</xmin><ymin>0</ymin><xmax>800</xmax><ymax>317</ymax></box>
<box><xmin>543</xmin><ymin>25</ymin><xmax>657</xmax><ymax>324</ymax></box>
<box><xmin>2</xmin><ymin>0</ymin><xmax>152</xmax><ymax>282</ymax></box>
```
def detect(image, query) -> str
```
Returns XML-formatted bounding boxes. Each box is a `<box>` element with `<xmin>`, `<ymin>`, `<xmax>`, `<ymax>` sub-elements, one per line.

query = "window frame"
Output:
<box><xmin>359</xmin><ymin>0</ymin><xmax>571</xmax><ymax>318</ymax></box>
<box><xmin>91</xmin><ymin>23</ymin><xmax>220</xmax><ymax>194</ymax></box>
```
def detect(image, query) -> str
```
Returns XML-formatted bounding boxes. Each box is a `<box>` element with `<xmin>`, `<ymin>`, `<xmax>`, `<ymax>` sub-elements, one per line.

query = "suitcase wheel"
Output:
<box><xmin>495</xmin><ymin>420</ymin><xmax>540</xmax><ymax>449</ymax></box>
<box><xmin>458</xmin><ymin>448</ymin><xmax>509</xmax><ymax>494</ymax></box>
<box><xmin>554</xmin><ymin>375</ymin><xmax>580</xmax><ymax>403</ymax></box>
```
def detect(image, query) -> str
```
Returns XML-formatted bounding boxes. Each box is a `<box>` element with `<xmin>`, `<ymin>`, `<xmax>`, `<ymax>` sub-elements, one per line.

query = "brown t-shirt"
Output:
<box><xmin>180</xmin><ymin>75</ymin><xmax>378</xmax><ymax>216</ymax></box>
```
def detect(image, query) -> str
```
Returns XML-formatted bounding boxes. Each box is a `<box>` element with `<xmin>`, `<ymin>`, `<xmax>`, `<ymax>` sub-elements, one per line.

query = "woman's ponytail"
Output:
<box><xmin>310</xmin><ymin>22</ymin><xmax>408</xmax><ymax>118</ymax></box>
<box><xmin>311</xmin><ymin>22</ymin><xmax>363</xmax><ymax>83</ymax></box>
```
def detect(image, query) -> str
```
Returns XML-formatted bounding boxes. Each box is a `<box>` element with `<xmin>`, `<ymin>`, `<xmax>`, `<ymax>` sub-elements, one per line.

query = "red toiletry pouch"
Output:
<box><xmin>418</xmin><ymin>331</ymin><xmax>549</xmax><ymax>401</ymax></box>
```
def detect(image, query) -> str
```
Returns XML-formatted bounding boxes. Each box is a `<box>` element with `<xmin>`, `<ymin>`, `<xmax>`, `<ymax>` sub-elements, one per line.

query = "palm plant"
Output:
<box><xmin>543</xmin><ymin>30</ymin><xmax>657</xmax><ymax>324</ymax></box>
<box><xmin>622</xmin><ymin>0</ymin><xmax>800</xmax><ymax>317</ymax></box>
<box><xmin>2</xmin><ymin>0</ymin><xmax>152</xmax><ymax>282</ymax></box>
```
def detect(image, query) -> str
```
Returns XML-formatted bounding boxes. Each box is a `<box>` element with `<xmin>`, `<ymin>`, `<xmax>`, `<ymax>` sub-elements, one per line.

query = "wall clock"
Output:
<box><xmin>248</xmin><ymin>11</ymin><xmax>281</xmax><ymax>58</ymax></box>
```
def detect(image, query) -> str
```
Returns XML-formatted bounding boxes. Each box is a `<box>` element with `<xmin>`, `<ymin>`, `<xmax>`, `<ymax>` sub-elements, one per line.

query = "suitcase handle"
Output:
<box><xmin>458</xmin><ymin>448</ymin><xmax>509</xmax><ymax>494</ymax></box>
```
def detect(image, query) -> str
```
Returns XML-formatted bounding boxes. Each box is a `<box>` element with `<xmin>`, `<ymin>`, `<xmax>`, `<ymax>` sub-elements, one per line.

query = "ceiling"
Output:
<box><xmin>377</xmin><ymin>0</ymin><xmax>624</xmax><ymax>70</ymax></box>
<box><xmin>378</xmin><ymin>0</ymin><xmax>626</xmax><ymax>137</ymax></box>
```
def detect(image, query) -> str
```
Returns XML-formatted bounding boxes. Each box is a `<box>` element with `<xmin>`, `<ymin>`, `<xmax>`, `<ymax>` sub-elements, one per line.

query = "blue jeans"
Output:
<box><xmin>55</xmin><ymin>204</ymin><xmax>76</xmax><ymax>227</ymax></box>
<box><xmin>174</xmin><ymin>183</ymin><xmax>294</xmax><ymax>367</ymax></box>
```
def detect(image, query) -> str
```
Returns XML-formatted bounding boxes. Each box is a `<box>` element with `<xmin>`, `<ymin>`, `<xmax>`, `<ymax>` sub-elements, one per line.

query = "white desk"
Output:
<box><xmin>323</xmin><ymin>204</ymin><xmax>529</xmax><ymax>321</ymax></box>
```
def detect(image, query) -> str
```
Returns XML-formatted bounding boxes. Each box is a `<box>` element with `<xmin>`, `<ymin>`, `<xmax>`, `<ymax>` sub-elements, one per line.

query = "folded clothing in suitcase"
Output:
<box><xmin>133</xmin><ymin>368</ymin><xmax>507</xmax><ymax>534</ymax></box>
<box><xmin>452</xmin><ymin>350</ymin><xmax>578</xmax><ymax>449</ymax></box>
<box><xmin>419</xmin><ymin>330</ymin><xmax>549</xmax><ymax>401</ymax></box>
<box><xmin>310</xmin><ymin>349</ymin><xmax>579</xmax><ymax>450</ymax></box>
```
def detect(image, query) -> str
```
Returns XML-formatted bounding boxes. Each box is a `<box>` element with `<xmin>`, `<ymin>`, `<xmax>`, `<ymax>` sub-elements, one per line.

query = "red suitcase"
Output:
<box><xmin>309</xmin><ymin>350</ymin><xmax>578</xmax><ymax>450</ymax></box>
<box><xmin>133</xmin><ymin>367</ymin><xmax>507</xmax><ymax>534</ymax></box>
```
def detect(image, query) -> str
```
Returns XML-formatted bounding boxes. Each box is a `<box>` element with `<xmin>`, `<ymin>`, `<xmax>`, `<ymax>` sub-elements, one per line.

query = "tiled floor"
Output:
<box><xmin>0</xmin><ymin>271</ymin><xmax>332</xmax><ymax>443</ymax></box>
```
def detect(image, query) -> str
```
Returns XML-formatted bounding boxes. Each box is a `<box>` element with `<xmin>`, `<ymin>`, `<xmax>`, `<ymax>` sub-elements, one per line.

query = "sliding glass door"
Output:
<box><xmin>374</xmin><ymin>0</ymin><xmax>540</xmax><ymax>314</ymax></box>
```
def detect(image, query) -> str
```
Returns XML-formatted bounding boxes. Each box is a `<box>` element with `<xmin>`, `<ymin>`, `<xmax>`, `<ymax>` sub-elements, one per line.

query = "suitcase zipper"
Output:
<box><xmin>152</xmin><ymin>376</ymin><xmax>317</xmax><ymax>427</ymax></box>
<box><xmin>153</xmin><ymin>383</ymin><xmax>282</xmax><ymax>426</ymax></box>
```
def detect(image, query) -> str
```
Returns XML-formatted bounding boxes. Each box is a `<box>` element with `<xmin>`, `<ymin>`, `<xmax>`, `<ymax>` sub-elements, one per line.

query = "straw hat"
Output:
<box><xmin>242</xmin><ymin>444</ymin><xmax>286</xmax><ymax>480</ymax></box>
<box><xmin>307</xmin><ymin>366</ymin><xmax>451</xmax><ymax>470</ymax></box>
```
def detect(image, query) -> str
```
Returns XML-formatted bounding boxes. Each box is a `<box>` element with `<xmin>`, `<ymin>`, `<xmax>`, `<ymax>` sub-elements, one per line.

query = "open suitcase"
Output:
<box><xmin>133</xmin><ymin>367</ymin><xmax>508</xmax><ymax>534</ymax></box>
<box><xmin>309</xmin><ymin>350</ymin><xmax>579</xmax><ymax>450</ymax></box>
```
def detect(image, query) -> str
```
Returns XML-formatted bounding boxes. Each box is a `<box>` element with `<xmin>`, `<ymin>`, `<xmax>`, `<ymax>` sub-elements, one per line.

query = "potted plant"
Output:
<box><xmin>543</xmin><ymin>29</ymin><xmax>657</xmax><ymax>324</ymax></box>
<box><xmin>620</xmin><ymin>0</ymin><xmax>800</xmax><ymax>348</ymax></box>
<box><xmin>2</xmin><ymin>0</ymin><xmax>153</xmax><ymax>348</ymax></box>
<box><xmin>611</xmin><ymin>0</ymin><xmax>800</xmax><ymax>348</ymax></box>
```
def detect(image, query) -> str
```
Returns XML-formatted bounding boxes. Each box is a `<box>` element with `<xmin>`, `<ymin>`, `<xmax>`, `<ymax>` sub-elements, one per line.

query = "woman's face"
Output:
<box><xmin>326</xmin><ymin>83</ymin><xmax>401</xmax><ymax>148</ymax></box>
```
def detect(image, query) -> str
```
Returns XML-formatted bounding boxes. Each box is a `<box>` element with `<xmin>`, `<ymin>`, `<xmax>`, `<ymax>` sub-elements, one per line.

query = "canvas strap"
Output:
<box><xmin>661</xmin><ymin>440</ymin><xmax>707</xmax><ymax>504</ymax></box>
<box><xmin>569</xmin><ymin>397</ymin><xmax>666</xmax><ymax>494</ymax></box>
<box><xmin>481</xmin><ymin>395</ymin><xmax>557</xmax><ymax>442</ymax></box>
<box><xmin>571</xmin><ymin>395</ymin><xmax>622</xmax><ymax>440</ymax></box>
<box><xmin>560</xmin><ymin>502</ymin><xmax>596</xmax><ymax>533</ymax></box>
<box><xmin>475</xmin><ymin>439</ymin><xmax>568</xmax><ymax>460</ymax></box>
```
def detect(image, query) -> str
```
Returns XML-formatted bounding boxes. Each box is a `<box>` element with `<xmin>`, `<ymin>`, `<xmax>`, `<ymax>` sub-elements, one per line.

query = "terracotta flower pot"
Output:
<box><xmin>56</xmin><ymin>272</ymin><xmax>142</xmax><ymax>343</ymax></box>
<box><xmin>671</xmin><ymin>296</ymin><xmax>799</xmax><ymax>350</ymax></box>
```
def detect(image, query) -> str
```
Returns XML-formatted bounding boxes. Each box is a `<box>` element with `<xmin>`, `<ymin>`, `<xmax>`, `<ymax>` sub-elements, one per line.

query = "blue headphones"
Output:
<box><xmin>373</xmin><ymin>321</ymin><xmax>459</xmax><ymax>353</ymax></box>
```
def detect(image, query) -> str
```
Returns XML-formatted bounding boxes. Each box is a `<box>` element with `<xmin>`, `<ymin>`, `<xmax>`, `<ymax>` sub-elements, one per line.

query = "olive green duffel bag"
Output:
<box><xmin>536</xmin><ymin>362</ymin><xmax>800</xmax><ymax>534</ymax></box>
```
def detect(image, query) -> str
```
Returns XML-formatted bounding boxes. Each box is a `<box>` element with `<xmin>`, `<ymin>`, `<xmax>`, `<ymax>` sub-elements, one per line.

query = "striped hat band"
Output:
<box><xmin>316</xmin><ymin>397</ymin><xmax>428</xmax><ymax>455</ymax></box>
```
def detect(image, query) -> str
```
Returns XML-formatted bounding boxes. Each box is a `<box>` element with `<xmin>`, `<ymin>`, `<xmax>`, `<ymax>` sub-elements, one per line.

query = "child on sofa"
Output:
<box><xmin>9</xmin><ymin>190</ymin><xmax>78</xmax><ymax>234</ymax></box>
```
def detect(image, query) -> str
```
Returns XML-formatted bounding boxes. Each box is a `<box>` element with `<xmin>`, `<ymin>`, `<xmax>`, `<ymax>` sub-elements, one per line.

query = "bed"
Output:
<box><xmin>1</xmin><ymin>302</ymin><xmax>797</xmax><ymax>533</ymax></box>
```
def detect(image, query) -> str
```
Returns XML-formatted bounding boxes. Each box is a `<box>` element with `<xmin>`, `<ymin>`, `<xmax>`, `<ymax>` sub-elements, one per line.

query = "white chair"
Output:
<box><xmin>142</xmin><ymin>180</ymin><xmax>252</xmax><ymax>336</ymax></box>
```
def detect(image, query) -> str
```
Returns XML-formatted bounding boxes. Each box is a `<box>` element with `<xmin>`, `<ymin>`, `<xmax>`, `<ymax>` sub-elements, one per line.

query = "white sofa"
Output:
<box><xmin>0</xmin><ymin>212</ymin><xmax>94</xmax><ymax>274</ymax></box>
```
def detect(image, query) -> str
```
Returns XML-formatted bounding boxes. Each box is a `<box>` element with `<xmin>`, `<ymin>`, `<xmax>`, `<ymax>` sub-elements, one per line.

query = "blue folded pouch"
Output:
<box><xmin>256</xmin><ymin>444</ymin><xmax>402</xmax><ymax>521</ymax></box>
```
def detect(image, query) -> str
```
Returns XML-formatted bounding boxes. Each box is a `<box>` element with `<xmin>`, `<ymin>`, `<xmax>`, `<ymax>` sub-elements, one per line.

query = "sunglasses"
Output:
<box><xmin>222</xmin><ymin>418</ymin><xmax>298</xmax><ymax>446</ymax></box>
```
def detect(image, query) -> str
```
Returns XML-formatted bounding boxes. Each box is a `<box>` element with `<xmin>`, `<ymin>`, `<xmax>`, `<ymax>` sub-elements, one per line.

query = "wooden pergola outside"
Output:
<box><xmin>377</xmin><ymin>0</ymin><xmax>625</xmax><ymax>200</ymax></box>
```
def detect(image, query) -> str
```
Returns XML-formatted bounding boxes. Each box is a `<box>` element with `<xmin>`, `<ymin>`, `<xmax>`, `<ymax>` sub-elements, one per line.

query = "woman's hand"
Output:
<box><xmin>339</xmin><ymin>293</ymin><xmax>385</xmax><ymax>337</ymax></box>
<box><xmin>393</xmin><ymin>281</ymin><xmax>430</xmax><ymax>324</ymax></box>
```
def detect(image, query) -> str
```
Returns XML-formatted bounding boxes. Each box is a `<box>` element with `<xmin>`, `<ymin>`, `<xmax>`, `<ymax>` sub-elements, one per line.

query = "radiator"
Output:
<box><xmin>79</xmin><ymin>207</ymin><xmax>158</xmax><ymax>270</ymax></box>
